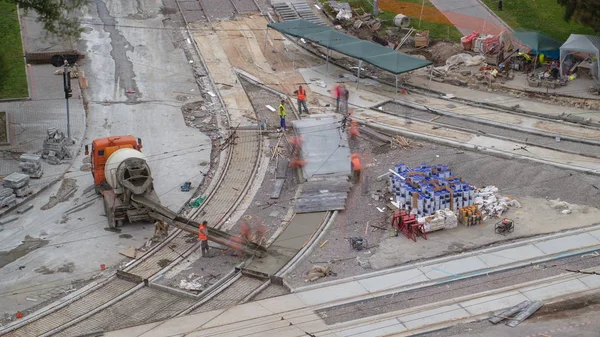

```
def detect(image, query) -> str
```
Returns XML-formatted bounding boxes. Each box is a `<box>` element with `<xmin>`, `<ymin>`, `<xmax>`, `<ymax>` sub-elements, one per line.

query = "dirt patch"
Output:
<box><xmin>33</xmin><ymin>262</ymin><xmax>75</xmax><ymax>274</ymax></box>
<box><xmin>379</xmin><ymin>0</ymin><xmax>452</xmax><ymax>25</ymax></box>
<box><xmin>0</xmin><ymin>111</ymin><xmax>7</xmax><ymax>143</ymax></box>
<box><xmin>424</xmin><ymin>41</ymin><xmax>463</xmax><ymax>65</ymax></box>
<box><xmin>157</xmin><ymin>259</ymin><xmax>172</xmax><ymax>268</ymax></box>
<box><xmin>119</xmin><ymin>234</ymin><xmax>132</xmax><ymax>239</ymax></box>
<box><xmin>0</xmin><ymin>235</ymin><xmax>49</xmax><ymax>269</ymax></box>
<box><xmin>41</xmin><ymin>178</ymin><xmax>78</xmax><ymax>210</ymax></box>
<box><xmin>531</xmin><ymin>293</ymin><xmax>600</xmax><ymax>321</ymax></box>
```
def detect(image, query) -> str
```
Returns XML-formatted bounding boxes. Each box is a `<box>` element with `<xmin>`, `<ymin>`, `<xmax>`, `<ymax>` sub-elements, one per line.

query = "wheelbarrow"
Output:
<box><xmin>180</xmin><ymin>181</ymin><xmax>191</xmax><ymax>192</ymax></box>
<box><xmin>495</xmin><ymin>218</ymin><xmax>514</xmax><ymax>236</ymax></box>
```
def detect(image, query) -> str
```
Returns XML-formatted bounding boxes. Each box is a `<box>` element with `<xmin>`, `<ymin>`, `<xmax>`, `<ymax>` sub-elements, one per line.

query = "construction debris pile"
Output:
<box><xmin>19</xmin><ymin>154</ymin><xmax>43</xmax><ymax>178</ymax></box>
<box><xmin>2</xmin><ymin>172</ymin><xmax>33</xmax><ymax>198</ymax></box>
<box><xmin>388</xmin><ymin>164</ymin><xmax>520</xmax><ymax>234</ymax></box>
<box><xmin>389</xmin><ymin>163</ymin><xmax>476</xmax><ymax>217</ymax></box>
<box><xmin>473</xmin><ymin>185</ymin><xmax>521</xmax><ymax>219</ymax></box>
<box><xmin>420</xmin><ymin>209</ymin><xmax>458</xmax><ymax>233</ymax></box>
<box><xmin>42</xmin><ymin>128</ymin><xmax>72</xmax><ymax>165</ymax></box>
<box><xmin>306</xmin><ymin>264</ymin><xmax>336</xmax><ymax>282</ymax></box>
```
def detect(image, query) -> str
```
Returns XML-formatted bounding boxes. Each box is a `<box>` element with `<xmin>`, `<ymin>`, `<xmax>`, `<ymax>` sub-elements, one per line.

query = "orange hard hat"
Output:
<box><xmin>351</xmin><ymin>154</ymin><xmax>358</xmax><ymax>159</ymax></box>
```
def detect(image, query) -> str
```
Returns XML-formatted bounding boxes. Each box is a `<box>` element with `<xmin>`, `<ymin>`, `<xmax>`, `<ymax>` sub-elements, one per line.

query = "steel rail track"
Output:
<box><xmin>178</xmin><ymin>212</ymin><xmax>337</xmax><ymax>315</ymax></box>
<box><xmin>374</xmin><ymin>102</ymin><xmax>600</xmax><ymax>160</ymax></box>
<box><xmin>17</xmin><ymin>130</ymin><xmax>263</xmax><ymax>337</ymax></box>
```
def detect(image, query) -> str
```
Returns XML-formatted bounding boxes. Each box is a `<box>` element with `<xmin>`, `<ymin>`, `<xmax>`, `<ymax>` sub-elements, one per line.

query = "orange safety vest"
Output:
<box><xmin>351</xmin><ymin>157</ymin><xmax>362</xmax><ymax>171</ymax></box>
<box><xmin>297</xmin><ymin>88</ymin><xmax>306</xmax><ymax>101</ymax></box>
<box><xmin>198</xmin><ymin>224</ymin><xmax>207</xmax><ymax>241</ymax></box>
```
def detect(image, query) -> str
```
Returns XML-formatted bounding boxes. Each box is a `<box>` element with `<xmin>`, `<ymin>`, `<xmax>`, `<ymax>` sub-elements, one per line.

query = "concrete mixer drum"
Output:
<box><xmin>116</xmin><ymin>157</ymin><xmax>153</xmax><ymax>195</ymax></box>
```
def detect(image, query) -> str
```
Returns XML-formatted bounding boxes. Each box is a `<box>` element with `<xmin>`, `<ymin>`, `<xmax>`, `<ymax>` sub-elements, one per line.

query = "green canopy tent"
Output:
<box><xmin>513</xmin><ymin>31</ymin><xmax>562</xmax><ymax>53</ymax></box>
<box><xmin>303</xmin><ymin>30</ymin><xmax>357</xmax><ymax>72</ymax></box>
<box><xmin>513</xmin><ymin>31</ymin><xmax>563</xmax><ymax>73</ymax></box>
<box><xmin>364</xmin><ymin>52</ymin><xmax>434</xmax><ymax>92</ymax></box>
<box><xmin>267</xmin><ymin>20</ymin><xmax>432</xmax><ymax>91</ymax></box>
<box><xmin>331</xmin><ymin>41</ymin><xmax>397</xmax><ymax>88</ymax></box>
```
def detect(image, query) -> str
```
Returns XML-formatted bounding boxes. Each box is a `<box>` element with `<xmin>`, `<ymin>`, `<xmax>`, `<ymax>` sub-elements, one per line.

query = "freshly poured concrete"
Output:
<box><xmin>244</xmin><ymin>212</ymin><xmax>327</xmax><ymax>276</ymax></box>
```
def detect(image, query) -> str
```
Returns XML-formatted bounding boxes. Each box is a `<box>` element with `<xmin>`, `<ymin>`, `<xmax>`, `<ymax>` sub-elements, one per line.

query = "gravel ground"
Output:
<box><xmin>200</xmin><ymin>0</ymin><xmax>236</xmax><ymax>21</ymax></box>
<box><xmin>286</xmin><ymin>134</ymin><xmax>600</xmax><ymax>288</ymax></box>
<box><xmin>232</xmin><ymin>0</ymin><xmax>260</xmax><ymax>13</ymax></box>
<box><xmin>379</xmin><ymin>101</ymin><xmax>600</xmax><ymax>158</ymax></box>
<box><xmin>317</xmin><ymin>249</ymin><xmax>600</xmax><ymax>324</ymax></box>
<box><xmin>155</xmin><ymin>232</ymin><xmax>245</xmax><ymax>292</ymax></box>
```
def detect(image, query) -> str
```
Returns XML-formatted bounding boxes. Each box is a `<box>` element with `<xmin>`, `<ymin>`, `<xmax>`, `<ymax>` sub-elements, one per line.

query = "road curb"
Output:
<box><xmin>293</xmin><ymin>223</ymin><xmax>600</xmax><ymax>293</ymax></box>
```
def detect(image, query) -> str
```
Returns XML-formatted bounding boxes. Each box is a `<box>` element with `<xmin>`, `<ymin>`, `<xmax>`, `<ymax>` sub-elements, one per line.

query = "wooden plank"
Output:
<box><xmin>276</xmin><ymin>158</ymin><xmax>289</xmax><ymax>179</ymax></box>
<box><xmin>271</xmin><ymin>179</ymin><xmax>285</xmax><ymax>199</ymax></box>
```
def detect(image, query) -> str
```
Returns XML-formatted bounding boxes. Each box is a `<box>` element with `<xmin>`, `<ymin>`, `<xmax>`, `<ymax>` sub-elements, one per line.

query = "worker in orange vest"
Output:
<box><xmin>198</xmin><ymin>220</ymin><xmax>209</xmax><ymax>257</ymax></box>
<box><xmin>351</xmin><ymin>154</ymin><xmax>362</xmax><ymax>183</ymax></box>
<box><xmin>294</xmin><ymin>85</ymin><xmax>309</xmax><ymax>115</ymax></box>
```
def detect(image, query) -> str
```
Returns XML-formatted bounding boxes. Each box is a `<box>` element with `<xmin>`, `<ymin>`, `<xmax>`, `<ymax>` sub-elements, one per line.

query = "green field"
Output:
<box><xmin>0</xmin><ymin>2</ymin><xmax>28</xmax><ymax>99</ymax></box>
<box><xmin>320</xmin><ymin>0</ymin><xmax>463</xmax><ymax>41</ymax></box>
<box><xmin>482</xmin><ymin>0</ymin><xmax>597</xmax><ymax>42</ymax></box>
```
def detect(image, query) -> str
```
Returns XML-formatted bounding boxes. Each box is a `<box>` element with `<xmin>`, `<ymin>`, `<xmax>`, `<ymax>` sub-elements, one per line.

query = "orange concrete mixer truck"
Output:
<box><xmin>85</xmin><ymin>135</ymin><xmax>160</xmax><ymax>228</ymax></box>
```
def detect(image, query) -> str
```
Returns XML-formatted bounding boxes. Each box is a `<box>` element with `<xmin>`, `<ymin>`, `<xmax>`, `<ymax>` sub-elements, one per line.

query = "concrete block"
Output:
<box><xmin>17</xmin><ymin>204</ymin><xmax>34</xmax><ymax>214</ymax></box>
<box><xmin>0</xmin><ymin>215</ymin><xmax>19</xmax><ymax>225</ymax></box>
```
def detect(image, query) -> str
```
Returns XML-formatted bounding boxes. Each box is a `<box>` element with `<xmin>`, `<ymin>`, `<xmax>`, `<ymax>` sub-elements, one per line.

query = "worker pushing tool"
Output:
<box><xmin>351</xmin><ymin>153</ymin><xmax>362</xmax><ymax>183</ymax></box>
<box><xmin>294</xmin><ymin>85</ymin><xmax>309</xmax><ymax>115</ymax></box>
<box><xmin>198</xmin><ymin>220</ymin><xmax>209</xmax><ymax>257</ymax></box>
<box><xmin>278</xmin><ymin>99</ymin><xmax>287</xmax><ymax>132</ymax></box>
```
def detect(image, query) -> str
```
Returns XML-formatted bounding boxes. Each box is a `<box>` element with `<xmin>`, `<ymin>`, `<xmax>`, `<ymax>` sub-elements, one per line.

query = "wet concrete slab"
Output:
<box><xmin>244</xmin><ymin>212</ymin><xmax>327</xmax><ymax>276</ymax></box>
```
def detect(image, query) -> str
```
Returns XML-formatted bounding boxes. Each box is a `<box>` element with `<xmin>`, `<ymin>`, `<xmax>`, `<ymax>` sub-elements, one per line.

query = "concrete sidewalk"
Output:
<box><xmin>0</xmin><ymin>12</ymin><xmax>86</xmax><ymax>215</ymax></box>
<box><xmin>104</xmin><ymin>224</ymin><xmax>600</xmax><ymax>337</ymax></box>
<box><xmin>429</xmin><ymin>0</ymin><xmax>512</xmax><ymax>36</ymax></box>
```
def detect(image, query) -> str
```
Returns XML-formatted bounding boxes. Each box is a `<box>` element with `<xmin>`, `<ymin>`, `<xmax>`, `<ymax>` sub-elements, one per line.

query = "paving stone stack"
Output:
<box><xmin>0</xmin><ymin>187</ymin><xmax>16</xmax><ymax>208</ymax></box>
<box><xmin>19</xmin><ymin>154</ymin><xmax>43</xmax><ymax>178</ymax></box>
<box><xmin>3</xmin><ymin>172</ymin><xmax>33</xmax><ymax>198</ymax></box>
<box><xmin>42</xmin><ymin>128</ymin><xmax>72</xmax><ymax>165</ymax></box>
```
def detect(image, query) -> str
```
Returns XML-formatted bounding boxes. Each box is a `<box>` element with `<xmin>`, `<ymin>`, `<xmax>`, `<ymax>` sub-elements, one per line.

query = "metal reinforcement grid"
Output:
<box><xmin>191</xmin><ymin>276</ymin><xmax>265</xmax><ymax>313</ymax></box>
<box><xmin>2</xmin><ymin>278</ymin><xmax>135</xmax><ymax>337</ymax></box>
<box><xmin>253</xmin><ymin>284</ymin><xmax>290</xmax><ymax>301</ymax></box>
<box><xmin>55</xmin><ymin>287</ymin><xmax>197</xmax><ymax>337</ymax></box>
<box><xmin>195</xmin><ymin>130</ymin><xmax>260</xmax><ymax>228</ymax></box>
<box><xmin>3</xmin><ymin>130</ymin><xmax>261</xmax><ymax>337</ymax></box>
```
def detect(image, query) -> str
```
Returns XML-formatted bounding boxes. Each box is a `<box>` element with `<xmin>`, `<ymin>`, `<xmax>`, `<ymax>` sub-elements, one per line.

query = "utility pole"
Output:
<box><xmin>63</xmin><ymin>60</ymin><xmax>72</xmax><ymax>141</ymax></box>
<box><xmin>372</xmin><ymin>0</ymin><xmax>379</xmax><ymax>16</ymax></box>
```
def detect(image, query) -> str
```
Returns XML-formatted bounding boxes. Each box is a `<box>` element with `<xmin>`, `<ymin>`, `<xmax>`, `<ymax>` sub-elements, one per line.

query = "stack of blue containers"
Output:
<box><xmin>389</xmin><ymin>163</ymin><xmax>476</xmax><ymax>217</ymax></box>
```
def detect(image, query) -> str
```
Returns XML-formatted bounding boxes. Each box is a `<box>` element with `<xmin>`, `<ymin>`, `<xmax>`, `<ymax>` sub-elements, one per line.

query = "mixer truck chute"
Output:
<box><xmin>85</xmin><ymin>136</ymin><xmax>268</xmax><ymax>256</ymax></box>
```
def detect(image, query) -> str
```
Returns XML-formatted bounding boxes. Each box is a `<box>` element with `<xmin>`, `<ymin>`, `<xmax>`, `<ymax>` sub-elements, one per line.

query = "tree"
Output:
<box><xmin>6</xmin><ymin>0</ymin><xmax>88</xmax><ymax>38</ymax></box>
<box><xmin>557</xmin><ymin>0</ymin><xmax>600</xmax><ymax>32</ymax></box>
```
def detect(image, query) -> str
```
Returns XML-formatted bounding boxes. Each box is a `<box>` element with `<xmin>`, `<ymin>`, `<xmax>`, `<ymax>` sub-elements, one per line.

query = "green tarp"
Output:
<box><xmin>267</xmin><ymin>19</ymin><xmax>432</xmax><ymax>74</ymax></box>
<box><xmin>513</xmin><ymin>31</ymin><xmax>563</xmax><ymax>53</ymax></box>
<box><xmin>266</xmin><ymin>20</ymin><xmax>328</xmax><ymax>38</ymax></box>
<box><xmin>303</xmin><ymin>30</ymin><xmax>356</xmax><ymax>47</ymax></box>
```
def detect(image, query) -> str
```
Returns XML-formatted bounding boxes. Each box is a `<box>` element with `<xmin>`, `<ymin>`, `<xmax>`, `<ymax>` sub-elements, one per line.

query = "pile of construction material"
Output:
<box><xmin>419</xmin><ymin>208</ymin><xmax>458</xmax><ymax>233</ymax></box>
<box><xmin>19</xmin><ymin>154</ymin><xmax>43</xmax><ymax>178</ymax></box>
<box><xmin>473</xmin><ymin>185</ymin><xmax>520</xmax><ymax>219</ymax></box>
<box><xmin>2</xmin><ymin>172</ymin><xmax>33</xmax><ymax>198</ymax></box>
<box><xmin>42</xmin><ymin>128</ymin><xmax>72</xmax><ymax>165</ymax></box>
<box><xmin>0</xmin><ymin>187</ymin><xmax>17</xmax><ymax>208</ymax></box>
<box><xmin>389</xmin><ymin>163</ymin><xmax>476</xmax><ymax>217</ymax></box>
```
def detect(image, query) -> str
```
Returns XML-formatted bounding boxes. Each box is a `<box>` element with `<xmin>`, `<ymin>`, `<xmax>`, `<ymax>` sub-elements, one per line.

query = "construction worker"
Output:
<box><xmin>334</xmin><ymin>84</ymin><xmax>342</xmax><ymax>112</ymax></box>
<box><xmin>278</xmin><ymin>99</ymin><xmax>287</xmax><ymax>132</ymax></box>
<box><xmin>341</xmin><ymin>85</ymin><xmax>350</xmax><ymax>115</ymax></box>
<box><xmin>198</xmin><ymin>220</ymin><xmax>209</xmax><ymax>257</ymax></box>
<box><xmin>293</xmin><ymin>85</ymin><xmax>309</xmax><ymax>115</ymax></box>
<box><xmin>350</xmin><ymin>153</ymin><xmax>362</xmax><ymax>184</ymax></box>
